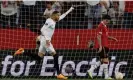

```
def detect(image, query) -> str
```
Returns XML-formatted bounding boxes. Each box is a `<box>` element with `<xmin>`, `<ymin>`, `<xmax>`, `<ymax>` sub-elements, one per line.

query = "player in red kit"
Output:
<box><xmin>87</xmin><ymin>15</ymin><xmax>118</xmax><ymax>79</ymax></box>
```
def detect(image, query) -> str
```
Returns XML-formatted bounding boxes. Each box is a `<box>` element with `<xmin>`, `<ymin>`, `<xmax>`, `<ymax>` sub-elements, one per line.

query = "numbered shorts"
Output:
<box><xmin>98</xmin><ymin>47</ymin><xmax>109</xmax><ymax>59</ymax></box>
<box><xmin>39</xmin><ymin>36</ymin><xmax>55</xmax><ymax>55</ymax></box>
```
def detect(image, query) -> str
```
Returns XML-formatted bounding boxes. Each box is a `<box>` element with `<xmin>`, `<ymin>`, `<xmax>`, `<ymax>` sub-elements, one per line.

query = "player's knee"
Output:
<box><xmin>38</xmin><ymin>52</ymin><xmax>45</xmax><ymax>58</ymax></box>
<box><xmin>102</xmin><ymin>58</ymin><xmax>109</xmax><ymax>63</ymax></box>
<box><xmin>51</xmin><ymin>51</ymin><xmax>56</xmax><ymax>56</ymax></box>
<box><xmin>53</xmin><ymin>53</ymin><xmax>58</xmax><ymax>58</ymax></box>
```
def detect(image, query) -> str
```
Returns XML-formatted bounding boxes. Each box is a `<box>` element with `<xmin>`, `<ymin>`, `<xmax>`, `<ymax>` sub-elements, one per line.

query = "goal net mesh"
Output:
<box><xmin>0</xmin><ymin>1</ymin><xmax>133</xmax><ymax>80</ymax></box>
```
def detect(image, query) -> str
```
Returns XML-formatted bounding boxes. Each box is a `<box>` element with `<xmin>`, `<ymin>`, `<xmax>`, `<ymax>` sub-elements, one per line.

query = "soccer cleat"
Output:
<box><xmin>87</xmin><ymin>70</ymin><xmax>93</xmax><ymax>79</ymax></box>
<box><xmin>57</xmin><ymin>74</ymin><xmax>68</xmax><ymax>80</ymax></box>
<box><xmin>14</xmin><ymin>48</ymin><xmax>24</xmax><ymax>56</ymax></box>
<box><xmin>105</xmin><ymin>77</ymin><xmax>113</xmax><ymax>80</ymax></box>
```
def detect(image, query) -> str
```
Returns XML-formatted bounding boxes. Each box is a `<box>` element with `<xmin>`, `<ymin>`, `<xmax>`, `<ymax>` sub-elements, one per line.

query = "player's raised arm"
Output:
<box><xmin>59</xmin><ymin>7</ymin><xmax>74</xmax><ymax>21</ymax></box>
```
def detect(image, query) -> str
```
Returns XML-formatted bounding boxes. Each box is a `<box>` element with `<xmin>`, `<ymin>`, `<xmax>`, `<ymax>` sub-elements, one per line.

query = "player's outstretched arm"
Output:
<box><xmin>108</xmin><ymin>36</ymin><xmax>118</xmax><ymax>42</ymax></box>
<box><xmin>59</xmin><ymin>7</ymin><xmax>74</xmax><ymax>21</ymax></box>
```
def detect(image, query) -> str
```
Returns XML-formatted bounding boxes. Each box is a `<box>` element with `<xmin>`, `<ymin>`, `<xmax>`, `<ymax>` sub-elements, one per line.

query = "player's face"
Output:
<box><xmin>54</xmin><ymin>13</ymin><xmax>60</xmax><ymax>21</ymax></box>
<box><xmin>105</xmin><ymin>19</ymin><xmax>110</xmax><ymax>24</ymax></box>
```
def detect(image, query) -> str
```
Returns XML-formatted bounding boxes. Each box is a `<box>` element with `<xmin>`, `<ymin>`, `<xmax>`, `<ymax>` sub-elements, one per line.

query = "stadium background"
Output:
<box><xmin>0</xmin><ymin>1</ymin><xmax>133</xmax><ymax>80</ymax></box>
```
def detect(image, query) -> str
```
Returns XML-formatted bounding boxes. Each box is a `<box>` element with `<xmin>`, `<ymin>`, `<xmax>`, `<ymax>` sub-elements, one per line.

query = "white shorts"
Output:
<box><xmin>39</xmin><ymin>35</ymin><xmax>55</xmax><ymax>55</ymax></box>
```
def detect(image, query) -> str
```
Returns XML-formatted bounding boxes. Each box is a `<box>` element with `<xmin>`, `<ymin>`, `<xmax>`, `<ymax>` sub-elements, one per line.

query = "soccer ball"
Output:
<box><xmin>65</xmin><ymin>65</ymin><xmax>73</xmax><ymax>74</ymax></box>
<box><xmin>115</xmin><ymin>72</ymin><xmax>123</xmax><ymax>80</ymax></box>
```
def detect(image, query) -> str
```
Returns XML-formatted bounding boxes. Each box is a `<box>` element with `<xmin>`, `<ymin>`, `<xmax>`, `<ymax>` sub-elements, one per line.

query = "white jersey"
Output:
<box><xmin>41</xmin><ymin>7</ymin><xmax>74</xmax><ymax>41</ymax></box>
<box><xmin>41</xmin><ymin>18</ymin><xmax>56</xmax><ymax>41</ymax></box>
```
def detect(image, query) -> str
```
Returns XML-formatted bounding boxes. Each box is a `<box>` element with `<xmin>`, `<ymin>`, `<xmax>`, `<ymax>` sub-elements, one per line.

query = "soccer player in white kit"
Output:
<box><xmin>39</xmin><ymin>7</ymin><xmax>74</xmax><ymax>79</ymax></box>
<box><xmin>15</xmin><ymin>6</ymin><xmax>74</xmax><ymax>80</ymax></box>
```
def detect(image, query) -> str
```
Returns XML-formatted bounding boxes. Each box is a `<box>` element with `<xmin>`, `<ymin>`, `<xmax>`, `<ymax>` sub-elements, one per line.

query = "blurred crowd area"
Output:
<box><xmin>0</xmin><ymin>1</ymin><xmax>133</xmax><ymax>33</ymax></box>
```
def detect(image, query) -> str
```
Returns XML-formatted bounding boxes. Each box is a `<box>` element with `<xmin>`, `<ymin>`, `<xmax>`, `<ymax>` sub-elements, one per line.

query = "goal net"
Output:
<box><xmin>0</xmin><ymin>0</ymin><xmax>133</xmax><ymax>80</ymax></box>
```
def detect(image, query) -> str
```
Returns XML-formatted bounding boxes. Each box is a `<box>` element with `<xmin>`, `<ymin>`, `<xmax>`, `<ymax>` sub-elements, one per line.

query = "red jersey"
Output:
<box><xmin>96</xmin><ymin>21</ymin><xmax>109</xmax><ymax>48</ymax></box>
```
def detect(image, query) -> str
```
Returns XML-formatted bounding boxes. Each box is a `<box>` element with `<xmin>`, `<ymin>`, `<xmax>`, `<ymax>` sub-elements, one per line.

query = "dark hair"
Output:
<box><xmin>52</xmin><ymin>11</ymin><xmax>60</xmax><ymax>15</ymax></box>
<box><xmin>113</xmin><ymin>1</ymin><xmax>119</xmax><ymax>5</ymax></box>
<box><xmin>102</xmin><ymin>15</ymin><xmax>111</xmax><ymax>20</ymax></box>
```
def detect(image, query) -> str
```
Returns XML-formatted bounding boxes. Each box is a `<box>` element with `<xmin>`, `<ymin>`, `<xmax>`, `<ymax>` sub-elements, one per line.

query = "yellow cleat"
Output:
<box><xmin>57</xmin><ymin>74</ymin><xmax>68</xmax><ymax>80</ymax></box>
<box><xmin>14</xmin><ymin>48</ymin><xmax>24</xmax><ymax>56</ymax></box>
<box><xmin>87</xmin><ymin>71</ymin><xmax>93</xmax><ymax>79</ymax></box>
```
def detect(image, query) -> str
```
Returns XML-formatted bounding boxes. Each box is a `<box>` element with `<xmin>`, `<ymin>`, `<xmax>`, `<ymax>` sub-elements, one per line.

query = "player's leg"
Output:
<box><xmin>37</xmin><ymin>36</ymin><xmax>47</xmax><ymax>61</ymax></box>
<box><xmin>87</xmin><ymin>47</ymin><xmax>111</xmax><ymax>79</ymax></box>
<box><xmin>14</xmin><ymin>36</ymin><xmax>44</xmax><ymax>61</ymax></box>
<box><xmin>47</xmin><ymin>43</ymin><xmax>68</xmax><ymax>80</ymax></box>
<box><xmin>100</xmin><ymin>47</ymin><xmax>112</xmax><ymax>79</ymax></box>
<box><xmin>38</xmin><ymin>42</ymin><xmax>45</xmax><ymax>58</ymax></box>
<box><xmin>87</xmin><ymin>61</ymin><xmax>101</xmax><ymax>78</ymax></box>
<box><xmin>36</xmin><ymin>35</ymin><xmax>41</xmax><ymax>49</ymax></box>
<box><xmin>26</xmin><ymin>36</ymin><xmax>45</xmax><ymax>61</ymax></box>
<box><xmin>36</xmin><ymin>35</ymin><xmax>45</xmax><ymax>59</ymax></box>
<box><xmin>14</xmin><ymin>45</ymin><xmax>44</xmax><ymax>62</ymax></box>
<box><xmin>87</xmin><ymin>50</ymin><xmax>101</xmax><ymax>79</ymax></box>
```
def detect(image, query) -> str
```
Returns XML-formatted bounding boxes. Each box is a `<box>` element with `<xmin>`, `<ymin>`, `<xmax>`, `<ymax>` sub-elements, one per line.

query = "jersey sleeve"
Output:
<box><xmin>59</xmin><ymin>13</ymin><xmax>66</xmax><ymax>21</ymax></box>
<box><xmin>59</xmin><ymin>7</ymin><xmax>74</xmax><ymax>21</ymax></box>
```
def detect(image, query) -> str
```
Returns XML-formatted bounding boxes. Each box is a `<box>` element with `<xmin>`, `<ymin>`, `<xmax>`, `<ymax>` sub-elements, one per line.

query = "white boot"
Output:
<box><xmin>87</xmin><ymin>61</ymin><xmax>101</xmax><ymax>79</ymax></box>
<box><xmin>102</xmin><ymin>63</ymin><xmax>112</xmax><ymax>80</ymax></box>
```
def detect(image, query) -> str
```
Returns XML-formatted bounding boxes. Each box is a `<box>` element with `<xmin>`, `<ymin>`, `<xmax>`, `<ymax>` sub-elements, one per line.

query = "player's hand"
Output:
<box><xmin>113</xmin><ymin>38</ymin><xmax>118</xmax><ymax>42</ymax></box>
<box><xmin>88</xmin><ymin>40</ymin><xmax>94</xmax><ymax>49</ymax></box>
<box><xmin>111</xmin><ymin>37</ymin><xmax>118</xmax><ymax>42</ymax></box>
<box><xmin>98</xmin><ymin>46</ymin><xmax>102</xmax><ymax>53</ymax></box>
<box><xmin>46</xmin><ymin>40</ymin><xmax>50</xmax><ymax>47</ymax></box>
<box><xmin>109</xmin><ymin>36</ymin><xmax>118</xmax><ymax>42</ymax></box>
<box><xmin>70</xmin><ymin>6</ymin><xmax>74</xmax><ymax>11</ymax></box>
<box><xmin>72</xmin><ymin>4</ymin><xmax>76</xmax><ymax>8</ymax></box>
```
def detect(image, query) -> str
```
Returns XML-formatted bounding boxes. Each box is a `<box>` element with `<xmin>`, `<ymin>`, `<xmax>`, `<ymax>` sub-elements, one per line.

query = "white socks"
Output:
<box><xmin>88</xmin><ymin>62</ymin><xmax>110</xmax><ymax>79</ymax></box>
<box><xmin>87</xmin><ymin>61</ymin><xmax>109</xmax><ymax>79</ymax></box>
<box><xmin>88</xmin><ymin>61</ymin><xmax>101</xmax><ymax>73</ymax></box>
<box><xmin>102</xmin><ymin>63</ymin><xmax>109</xmax><ymax>79</ymax></box>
